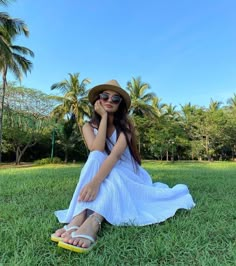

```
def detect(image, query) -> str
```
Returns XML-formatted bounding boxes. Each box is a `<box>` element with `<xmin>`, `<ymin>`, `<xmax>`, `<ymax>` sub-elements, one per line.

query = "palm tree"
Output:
<box><xmin>151</xmin><ymin>96</ymin><xmax>166</xmax><ymax>117</ymax></box>
<box><xmin>50</xmin><ymin>73</ymin><xmax>91</xmax><ymax>134</ymax></box>
<box><xmin>0</xmin><ymin>14</ymin><xmax>34</xmax><ymax>162</ymax></box>
<box><xmin>208</xmin><ymin>99</ymin><xmax>222</xmax><ymax>112</ymax></box>
<box><xmin>180</xmin><ymin>103</ymin><xmax>200</xmax><ymax>126</ymax></box>
<box><xmin>180</xmin><ymin>103</ymin><xmax>200</xmax><ymax>155</ymax></box>
<box><xmin>163</xmin><ymin>103</ymin><xmax>179</xmax><ymax>121</ymax></box>
<box><xmin>126</xmin><ymin>76</ymin><xmax>156</xmax><ymax>117</ymax></box>
<box><xmin>227</xmin><ymin>93</ymin><xmax>236</xmax><ymax>110</ymax></box>
<box><xmin>0</xmin><ymin>1</ymin><xmax>29</xmax><ymax>54</ymax></box>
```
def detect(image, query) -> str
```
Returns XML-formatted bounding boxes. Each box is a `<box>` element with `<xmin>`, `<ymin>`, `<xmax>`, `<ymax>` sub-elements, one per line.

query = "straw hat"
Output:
<box><xmin>88</xmin><ymin>79</ymin><xmax>131</xmax><ymax>109</ymax></box>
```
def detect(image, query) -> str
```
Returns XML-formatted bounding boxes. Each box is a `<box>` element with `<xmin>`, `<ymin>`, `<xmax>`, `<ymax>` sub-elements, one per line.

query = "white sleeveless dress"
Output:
<box><xmin>54</xmin><ymin>129</ymin><xmax>195</xmax><ymax>226</ymax></box>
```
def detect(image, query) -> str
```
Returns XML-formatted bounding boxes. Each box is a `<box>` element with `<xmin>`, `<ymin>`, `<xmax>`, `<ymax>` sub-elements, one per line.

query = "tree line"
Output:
<box><xmin>2</xmin><ymin>76</ymin><xmax>236</xmax><ymax>164</ymax></box>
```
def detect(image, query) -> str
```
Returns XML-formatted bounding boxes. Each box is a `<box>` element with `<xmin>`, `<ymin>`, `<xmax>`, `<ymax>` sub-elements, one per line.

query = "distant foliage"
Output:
<box><xmin>2</xmin><ymin>80</ymin><xmax>236</xmax><ymax>163</ymax></box>
<box><xmin>34</xmin><ymin>157</ymin><xmax>62</xmax><ymax>165</ymax></box>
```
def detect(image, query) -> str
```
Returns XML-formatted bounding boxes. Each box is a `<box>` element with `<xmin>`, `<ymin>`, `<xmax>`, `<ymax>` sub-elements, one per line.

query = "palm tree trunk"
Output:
<box><xmin>205</xmin><ymin>135</ymin><xmax>211</xmax><ymax>161</ymax></box>
<box><xmin>232</xmin><ymin>145</ymin><xmax>236</xmax><ymax>161</ymax></box>
<box><xmin>166</xmin><ymin>150</ymin><xmax>169</xmax><ymax>161</ymax></box>
<box><xmin>64</xmin><ymin>146</ymin><xmax>68</xmax><ymax>163</ymax></box>
<box><xmin>0</xmin><ymin>66</ymin><xmax>7</xmax><ymax>163</ymax></box>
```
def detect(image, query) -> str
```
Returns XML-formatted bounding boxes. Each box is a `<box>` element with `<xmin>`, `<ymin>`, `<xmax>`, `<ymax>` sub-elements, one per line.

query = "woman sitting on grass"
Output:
<box><xmin>51</xmin><ymin>79</ymin><xmax>196</xmax><ymax>253</ymax></box>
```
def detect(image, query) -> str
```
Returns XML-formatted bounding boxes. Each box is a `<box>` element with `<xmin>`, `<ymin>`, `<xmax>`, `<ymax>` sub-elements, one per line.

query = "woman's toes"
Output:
<box><xmin>61</xmin><ymin>231</ymin><xmax>70</xmax><ymax>238</ymax></box>
<box><xmin>64</xmin><ymin>237</ymin><xmax>71</xmax><ymax>244</ymax></box>
<box><xmin>79</xmin><ymin>239</ymin><xmax>85</xmax><ymax>248</ymax></box>
<box><xmin>54</xmin><ymin>228</ymin><xmax>65</xmax><ymax>237</ymax></box>
<box><xmin>69</xmin><ymin>238</ymin><xmax>75</xmax><ymax>244</ymax></box>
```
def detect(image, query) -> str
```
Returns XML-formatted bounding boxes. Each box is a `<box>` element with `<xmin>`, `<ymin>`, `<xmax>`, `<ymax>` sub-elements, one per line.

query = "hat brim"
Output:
<box><xmin>88</xmin><ymin>84</ymin><xmax>131</xmax><ymax>109</ymax></box>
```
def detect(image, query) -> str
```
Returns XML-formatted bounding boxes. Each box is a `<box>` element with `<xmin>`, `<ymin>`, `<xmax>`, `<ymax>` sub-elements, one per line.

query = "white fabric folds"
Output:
<box><xmin>55</xmin><ymin>130</ymin><xmax>195</xmax><ymax>226</ymax></box>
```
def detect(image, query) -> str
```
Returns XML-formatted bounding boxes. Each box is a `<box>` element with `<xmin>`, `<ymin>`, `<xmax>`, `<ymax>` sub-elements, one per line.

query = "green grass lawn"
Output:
<box><xmin>0</xmin><ymin>161</ymin><xmax>236</xmax><ymax>266</ymax></box>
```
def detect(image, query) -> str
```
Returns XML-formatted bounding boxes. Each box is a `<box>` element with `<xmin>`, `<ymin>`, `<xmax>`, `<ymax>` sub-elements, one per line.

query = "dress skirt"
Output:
<box><xmin>54</xmin><ymin>149</ymin><xmax>196</xmax><ymax>226</ymax></box>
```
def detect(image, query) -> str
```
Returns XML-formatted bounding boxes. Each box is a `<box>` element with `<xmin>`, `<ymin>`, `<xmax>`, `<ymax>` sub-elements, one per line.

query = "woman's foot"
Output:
<box><xmin>64</xmin><ymin>214</ymin><xmax>103</xmax><ymax>248</ymax></box>
<box><xmin>53</xmin><ymin>211</ymin><xmax>86</xmax><ymax>239</ymax></box>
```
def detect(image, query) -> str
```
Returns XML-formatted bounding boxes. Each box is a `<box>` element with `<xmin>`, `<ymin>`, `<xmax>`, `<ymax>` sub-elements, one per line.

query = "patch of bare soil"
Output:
<box><xmin>0</xmin><ymin>162</ymin><xmax>34</xmax><ymax>169</ymax></box>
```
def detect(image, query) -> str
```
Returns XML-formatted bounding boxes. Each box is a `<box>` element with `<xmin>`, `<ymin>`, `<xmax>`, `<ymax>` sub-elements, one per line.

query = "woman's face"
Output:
<box><xmin>98</xmin><ymin>90</ymin><xmax>122</xmax><ymax>113</ymax></box>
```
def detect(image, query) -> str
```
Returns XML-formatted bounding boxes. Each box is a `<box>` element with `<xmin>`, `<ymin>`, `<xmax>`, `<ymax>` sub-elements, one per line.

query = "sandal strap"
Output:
<box><xmin>71</xmin><ymin>232</ymin><xmax>95</xmax><ymax>243</ymax></box>
<box><xmin>90</xmin><ymin>214</ymin><xmax>102</xmax><ymax>230</ymax></box>
<box><xmin>64</xmin><ymin>225</ymin><xmax>80</xmax><ymax>231</ymax></box>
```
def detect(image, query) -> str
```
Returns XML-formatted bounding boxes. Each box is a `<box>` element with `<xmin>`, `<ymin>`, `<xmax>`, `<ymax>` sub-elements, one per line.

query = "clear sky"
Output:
<box><xmin>2</xmin><ymin>0</ymin><xmax>236</xmax><ymax>108</ymax></box>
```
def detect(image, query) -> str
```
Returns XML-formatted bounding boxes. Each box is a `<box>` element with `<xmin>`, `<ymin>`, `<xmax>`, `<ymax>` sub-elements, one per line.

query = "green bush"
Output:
<box><xmin>34</xmin><ymin>157</ymin><xmax>62</xmax><ymax>165</ymax></box>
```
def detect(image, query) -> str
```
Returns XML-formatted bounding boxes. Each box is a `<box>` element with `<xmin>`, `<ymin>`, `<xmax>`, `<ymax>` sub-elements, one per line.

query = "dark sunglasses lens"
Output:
<box><xmin>99</xmin><ymin>93</ymin><xmax>109</xmax><ymax>100</ymax></box>
<box><xmin>99</xmin><ymin>93</ymin><xmax>121</xmax><ymax>104</ymax></box>
<box><xmin>112</xmin><ymin>96</ymin><xmax>121</xmax><ymax>104</ymax></box>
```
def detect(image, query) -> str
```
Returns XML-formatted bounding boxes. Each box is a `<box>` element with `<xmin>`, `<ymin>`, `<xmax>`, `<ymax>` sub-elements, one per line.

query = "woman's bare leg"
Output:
<box><xmin>64</xmin><ymin>213</ymin><xmax>104</xmax><ymax>248</ymax></box>
<box><xmin>54</xmin><ymin>210</ymin><xmax>87</xmax><ymax>238</ymax></box>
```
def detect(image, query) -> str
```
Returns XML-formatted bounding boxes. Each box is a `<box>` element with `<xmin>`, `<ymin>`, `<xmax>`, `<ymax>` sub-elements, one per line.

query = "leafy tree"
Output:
<box><xmin>222</xmin><ymin>99</ymin><xmax>236</xmax><ymax>160</ymax></box>
<box><xmin>131</xmin><ymin>115</ymin><xmax>152</xmax><ymax>157</ymax></box>
<box><xmin>156</xmin><ymin>104</ymin><xmax>180</xmax><ymax>161</ymax></box>
<box><xmin>180</xmin><ymin>103</ymin><xmax>201</xmax><ymax>159</ymax></box>
<box><xmin>55</xmin><ymin>114</ymin><xmax>83</xmax><ymax>163</ymax></box>
<box><xmin>3</xmin><ymin>86</ymin><xmax>55</xmax><ymax>164</ymax></box>
<box><xmin>188</xmin><ymin>101</ymin><xmax>226</xmax><ymax>161</ymax></box>
<box><xmin>4</xmin><ymin>109</ymin><xmax>50</xmax><ymax>164</ymax></box>
<box><xmin>0</xmin><ymin>7</ymin><xmax>34</xmax><ymax>162</ymax></box>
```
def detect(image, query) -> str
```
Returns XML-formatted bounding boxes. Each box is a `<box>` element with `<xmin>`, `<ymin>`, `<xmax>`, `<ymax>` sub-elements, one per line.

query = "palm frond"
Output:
<box><xmin>0</xmin><ymin>34</ymin><xmax>11</xmax><ymax>59</ymax></box>
<box><xmin>11</xmin><ymin>52</ymin><xmax>33</xmax><ymax>75</ymax></box>
<box><xmin>51</xmin><ymin>80</ymin><xmax>69</xmax><ymax>93</ymax></box>
<box><xmin>11</xmin><ymin>45</ymin><xmax>34</xmax><ymax>57</ymax></box>
<box><xmin>0</xmin><ymin>12</ymin><xmax>29</xmax><ymax>37</ymax></box>
<box><xmin>0</xmin><ymin>0</ymin><xmax>13</xmax><ymax>6</ymax></box>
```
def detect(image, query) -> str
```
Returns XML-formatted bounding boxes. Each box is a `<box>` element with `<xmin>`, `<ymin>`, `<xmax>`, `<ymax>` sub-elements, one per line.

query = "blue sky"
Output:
<box><xmin>2</xmin><ymin>0</ymin><xmax>236</xmax><ymax>108</ymax></box>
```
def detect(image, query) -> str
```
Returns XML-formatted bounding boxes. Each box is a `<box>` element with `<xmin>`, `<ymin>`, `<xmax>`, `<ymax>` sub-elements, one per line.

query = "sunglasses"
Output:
<box><xmin>99</xmin><ymin>93</ymin><xmax>122</xmax><ymax>104</ymax></box>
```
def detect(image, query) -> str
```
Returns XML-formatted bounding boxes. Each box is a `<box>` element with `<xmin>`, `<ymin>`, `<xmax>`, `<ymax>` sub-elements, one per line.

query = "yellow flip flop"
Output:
<box><xmin>51</xmin><ymin>225</ymin><xmax>80</xmax><ymax>243</ymax></box>
<box><xmin>58</xmin><ymin>233</ymin><xmax>96</xmax><ymax>253</ymax></box>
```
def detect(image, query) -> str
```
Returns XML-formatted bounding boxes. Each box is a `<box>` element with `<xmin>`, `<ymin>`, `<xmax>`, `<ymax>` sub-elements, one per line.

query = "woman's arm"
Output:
<box><xmin>79</xmin><ymin>132</ymin><xmax>129</xmax><ymax>202</ymax></box>
<box><xmin>82</xmin><ymin>100</ymin><xmax>108</xmax><ymax>151</ymax></box>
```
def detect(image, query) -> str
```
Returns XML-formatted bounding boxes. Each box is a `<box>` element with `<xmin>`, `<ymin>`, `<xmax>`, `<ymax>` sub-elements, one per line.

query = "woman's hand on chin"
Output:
<box><xmin>94</xmin><ymin>100</ymin><xmax>107</xmax><ymax>117</ymax></box>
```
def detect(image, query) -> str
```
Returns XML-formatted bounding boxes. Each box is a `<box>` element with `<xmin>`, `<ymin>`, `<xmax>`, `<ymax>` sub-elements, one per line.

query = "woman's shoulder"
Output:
<box><xmin>83</xmin><ymin>122</ymin><xmax>98</xmax><ymax>129</ymax></box>
<box><xmin>82</xmin><ymin>122</ymin><xmax>90</xmax><ymax>130</ymax></box>
<box><xmin>82</xmin><ymin>122</ymin><xmax>98</xmax><ymax>135</ymax></box>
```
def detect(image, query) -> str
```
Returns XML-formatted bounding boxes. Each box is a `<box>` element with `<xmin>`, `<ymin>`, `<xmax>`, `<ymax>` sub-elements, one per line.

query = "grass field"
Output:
<box><xmin>0</xmin><ymin>161</ymin><xmax>236</xmax><ymax>266</ymax></box>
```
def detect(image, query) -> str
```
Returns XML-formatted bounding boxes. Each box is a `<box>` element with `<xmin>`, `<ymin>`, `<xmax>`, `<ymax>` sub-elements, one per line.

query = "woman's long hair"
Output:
<box><xmin>89</xmin><ymin>95</ymin><xmax>141</xmax><ymax>165</ymax></box>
